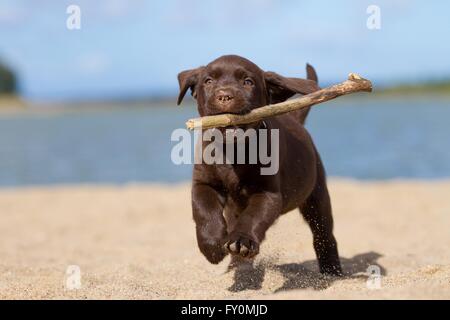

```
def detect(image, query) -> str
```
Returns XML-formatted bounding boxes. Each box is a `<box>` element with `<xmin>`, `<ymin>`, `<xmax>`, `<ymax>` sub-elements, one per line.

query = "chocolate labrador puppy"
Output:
<box><xmin>177</xmin><ymin>55</ymin><xmax>342</xmax><ymax>275</ymax></box>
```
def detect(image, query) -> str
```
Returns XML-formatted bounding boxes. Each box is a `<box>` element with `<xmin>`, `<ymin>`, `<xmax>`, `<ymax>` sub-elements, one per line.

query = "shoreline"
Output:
<box><xmin>2</xmin><ymin>93</ymin><xmax>450</xmax><ymax>117</ymax></box>
<box><xmin>1</xmin><ymin>176</ymin><xmax>450</xmax><ymax>190</ymax></box>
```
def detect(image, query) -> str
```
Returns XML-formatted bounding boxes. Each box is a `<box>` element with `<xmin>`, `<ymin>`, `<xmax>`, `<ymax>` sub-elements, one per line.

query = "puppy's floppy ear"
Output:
<box><xmin>177</xmin><ymin>67</ymin><xmax>204</xmax><ymax>105</ymax></box>
<box><xmin>264</xmin><ymin>64</ymin><xmax>320</xmax><ymax>104</ymax></box>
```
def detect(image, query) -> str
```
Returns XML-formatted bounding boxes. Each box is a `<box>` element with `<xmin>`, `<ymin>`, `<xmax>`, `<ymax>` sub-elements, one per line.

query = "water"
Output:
<box><xmin>0</xmin><ymin>97</ymin><xmax>449</xmax><ymax>187</ymax></box>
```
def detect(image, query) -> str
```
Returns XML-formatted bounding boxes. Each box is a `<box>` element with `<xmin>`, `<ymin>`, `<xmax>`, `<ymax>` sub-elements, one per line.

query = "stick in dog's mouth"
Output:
<box><xmin>185</xmin><ymin>73</ymin><xmax>372</xmax><ymax>130</ymax></box>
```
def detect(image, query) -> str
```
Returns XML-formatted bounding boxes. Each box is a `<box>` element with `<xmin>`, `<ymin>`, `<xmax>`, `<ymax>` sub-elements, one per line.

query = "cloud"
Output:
<box><xmin>77</xmin><ymin>52</ymin><xmax>110</xmax><ymax>75</ymax></box>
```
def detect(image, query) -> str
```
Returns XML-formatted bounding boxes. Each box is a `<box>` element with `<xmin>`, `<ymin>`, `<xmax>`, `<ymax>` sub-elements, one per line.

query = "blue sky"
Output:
<box><xmin>1</xmin><ymin>0</ymin><xmax>449</xmax><ymax>100</ymax></box>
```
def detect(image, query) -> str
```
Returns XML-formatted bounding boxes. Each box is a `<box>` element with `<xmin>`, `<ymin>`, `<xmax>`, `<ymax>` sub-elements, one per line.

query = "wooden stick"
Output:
<box><xmin>186</xmin><ymin>73</ymin><xmax>372</xmax><ymax>130</ymax></box>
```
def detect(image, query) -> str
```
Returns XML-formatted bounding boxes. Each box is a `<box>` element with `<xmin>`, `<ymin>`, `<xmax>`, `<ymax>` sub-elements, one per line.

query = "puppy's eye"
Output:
<box><xmin>243</xmin><ymin>78</ymin><xmax>254</xmax><ymax>86</ymax></box>
<box><xmin>204</xmin><ymin>78</ymin><xmax>213</xmax><ymax>85</ymax></box>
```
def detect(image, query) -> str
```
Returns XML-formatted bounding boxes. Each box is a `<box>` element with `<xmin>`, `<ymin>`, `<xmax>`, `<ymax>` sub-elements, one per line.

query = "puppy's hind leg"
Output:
<box><xmin>299</xmin><ymin>165</ymin><xmax>342</xmax><ymax>276</ymax></box>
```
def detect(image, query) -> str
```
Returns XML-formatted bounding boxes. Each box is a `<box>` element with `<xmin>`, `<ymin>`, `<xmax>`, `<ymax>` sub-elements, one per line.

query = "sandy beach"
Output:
<box><xmin>0</xmin><ymin>179</ymin><xmax>448</xmax><ymax>299</ymax></box>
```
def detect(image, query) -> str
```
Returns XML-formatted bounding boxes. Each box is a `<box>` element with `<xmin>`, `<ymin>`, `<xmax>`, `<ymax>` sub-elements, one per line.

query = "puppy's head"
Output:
<box><xmin>177</xmin><ymin>55</ymin><xmax>319</xmax><ymax>119</ymax></box>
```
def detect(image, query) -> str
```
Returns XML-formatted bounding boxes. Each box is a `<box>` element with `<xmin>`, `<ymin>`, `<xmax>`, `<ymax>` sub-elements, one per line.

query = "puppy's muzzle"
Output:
<box><xmin>215</xmin><ymin>89</ymin><xmax>234</xmax><ymax>105</ymax></box>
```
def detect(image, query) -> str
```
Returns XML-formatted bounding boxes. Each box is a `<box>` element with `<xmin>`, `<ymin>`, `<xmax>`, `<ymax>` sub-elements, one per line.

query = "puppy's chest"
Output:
<box><xmin>214</xmin><ymin>165</ymin><xmax>251</xmax><ymax>201</ymax></box>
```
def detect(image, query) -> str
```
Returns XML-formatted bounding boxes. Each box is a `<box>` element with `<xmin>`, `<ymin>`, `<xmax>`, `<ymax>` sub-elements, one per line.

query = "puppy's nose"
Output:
<box><xmin>215</xmin><ymin>90</ymin><xmax>234</xmax><ymax>104</ymax></box>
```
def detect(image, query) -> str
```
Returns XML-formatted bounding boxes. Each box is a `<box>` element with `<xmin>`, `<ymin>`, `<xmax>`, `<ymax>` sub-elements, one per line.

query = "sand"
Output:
<box><xmin>0</xmin><ymin>179</ymin><xmax>448</xmax><ymax>300</ymax></box>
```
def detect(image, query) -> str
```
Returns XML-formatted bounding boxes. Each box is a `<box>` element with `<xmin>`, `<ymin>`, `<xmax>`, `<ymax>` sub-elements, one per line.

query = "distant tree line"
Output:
<box><xmin>0</xmin><ymin>61</ymin><xmax>17</xmax><ymax>95</ymax></box>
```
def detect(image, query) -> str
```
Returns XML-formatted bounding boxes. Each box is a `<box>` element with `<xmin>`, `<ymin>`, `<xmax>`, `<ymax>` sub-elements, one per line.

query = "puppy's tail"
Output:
<box><xmin>298</xmin><ymin>63</ymin><xmax>319</xmax><ymax>125</ymax></box>
<box><xmin>306</xmin><ymin>63</ymin><xmax>318</xmax><ymax>83</ymax></box>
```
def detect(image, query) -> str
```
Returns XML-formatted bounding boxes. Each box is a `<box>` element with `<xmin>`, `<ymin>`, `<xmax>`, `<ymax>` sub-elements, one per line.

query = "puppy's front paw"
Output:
<box><xmin>199</xmin><ymin>241</ymin><xmax>228</xmax><ymax>264</ymax></box>
<box><xmin>225</xmin><ymin>232</ymin><xmax>259</xmax><ymax>258</ymax></box>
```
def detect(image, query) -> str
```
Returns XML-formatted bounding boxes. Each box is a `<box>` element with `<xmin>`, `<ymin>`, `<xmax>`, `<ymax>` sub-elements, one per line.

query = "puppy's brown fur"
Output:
<box><xmin>177</xmin><ymin>55</ymin><xmax>342</xmax><ymax>275</ymax></box>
